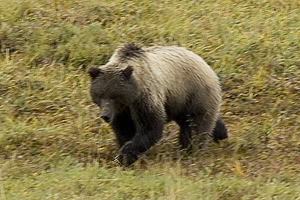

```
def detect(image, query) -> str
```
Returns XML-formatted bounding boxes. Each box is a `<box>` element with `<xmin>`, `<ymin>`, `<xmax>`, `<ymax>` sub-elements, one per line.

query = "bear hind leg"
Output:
<box><xmin>212</xmin><ymin>117</ymin><xmax>228</xmax><ymax>143</ymax></box>
<box><xmin>175</xmin><ymin>115</ymin><xmax>193</xmax><ymax>150</ymax></box>
<box><xmin>191</xmin><ymin>113</ymin><xmax>216</xmax><ymax>147</ymax></box>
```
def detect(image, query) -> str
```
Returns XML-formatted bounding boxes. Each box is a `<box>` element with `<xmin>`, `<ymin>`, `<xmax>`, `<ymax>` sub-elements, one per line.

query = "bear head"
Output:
<box><xmin>88</xmin><ymin>65</ymin><xmax>137</xmax><ymax>120</ymax></box>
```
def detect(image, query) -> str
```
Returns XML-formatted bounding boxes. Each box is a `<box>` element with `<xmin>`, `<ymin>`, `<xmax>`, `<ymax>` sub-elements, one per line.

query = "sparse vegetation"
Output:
<box><xmin>0</xmin><ymin>0</ymin><xmax>299</xmax><ymax>199</ymax></box>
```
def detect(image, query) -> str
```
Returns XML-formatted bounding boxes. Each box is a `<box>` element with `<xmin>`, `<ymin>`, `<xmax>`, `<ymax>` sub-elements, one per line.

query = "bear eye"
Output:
<box><xmin>92</xmin><ymin>99</ymin><xmax>99</xmax><ymax>105</ymax></box>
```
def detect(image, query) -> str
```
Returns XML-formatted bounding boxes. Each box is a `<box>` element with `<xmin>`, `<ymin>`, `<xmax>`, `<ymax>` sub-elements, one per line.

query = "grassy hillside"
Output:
<box><xmin>0</xmin><ymin>0</ymin><xmax>299</xmax><ymax>199</ymax></box>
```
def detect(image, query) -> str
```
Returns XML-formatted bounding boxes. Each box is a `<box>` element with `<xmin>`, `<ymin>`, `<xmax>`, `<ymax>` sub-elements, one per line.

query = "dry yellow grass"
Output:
<box><xmin>0</xmin><ymin>0</ymin><xmax>300</xmax><ymax>199</ymax></box>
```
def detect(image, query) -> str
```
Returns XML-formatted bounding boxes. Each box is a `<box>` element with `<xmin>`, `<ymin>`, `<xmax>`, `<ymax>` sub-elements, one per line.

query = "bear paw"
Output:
<box><xmin>115</xmin><ymin>142</ymin><xmax>138</xmax><ymax>166</ymax></box>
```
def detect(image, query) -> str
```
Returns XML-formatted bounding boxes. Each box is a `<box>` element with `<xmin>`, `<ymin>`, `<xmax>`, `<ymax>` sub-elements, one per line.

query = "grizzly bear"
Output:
<box><xmin>89</xmin><ymin>43</ymin><xmax>227</xmax><ymax>165</ymax></box>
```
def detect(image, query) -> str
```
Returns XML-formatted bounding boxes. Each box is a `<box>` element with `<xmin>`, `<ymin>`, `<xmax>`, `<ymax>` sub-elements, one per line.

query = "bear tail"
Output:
<box><xmin>212</xmin><ymin>117</ymin><xmax>228</xmax><ymax>143</ymax></box>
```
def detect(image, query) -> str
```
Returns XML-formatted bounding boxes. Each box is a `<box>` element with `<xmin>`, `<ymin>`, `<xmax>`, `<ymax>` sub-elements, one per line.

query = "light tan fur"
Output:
<box><xmin>105</xmin><ymin>45</ymin><xmax>221</xmax><ymax>137</ymax></box>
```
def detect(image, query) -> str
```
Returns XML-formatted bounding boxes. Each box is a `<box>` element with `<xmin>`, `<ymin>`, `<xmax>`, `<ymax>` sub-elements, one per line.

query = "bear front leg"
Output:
<box><xmin>116</xmin><ymin>123</ymin><xmax>164</xmax><ymax>166</ymax></box>
<box><xmin>110</xmin><ymin>111</ymin><xmax>136</xmax><ymax>147</ymax></box>
<box><xmin>116</xmin><ymin>105</ymin><xmax>165</xmax><ymax>166</ymax></box>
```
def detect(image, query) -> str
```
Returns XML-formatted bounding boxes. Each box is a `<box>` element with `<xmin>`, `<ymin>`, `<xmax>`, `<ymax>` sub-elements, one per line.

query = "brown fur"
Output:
<box><xmin>89</xmin><ymin>44</ymin><xmax>225</xmax><ymax>165</ymax></box>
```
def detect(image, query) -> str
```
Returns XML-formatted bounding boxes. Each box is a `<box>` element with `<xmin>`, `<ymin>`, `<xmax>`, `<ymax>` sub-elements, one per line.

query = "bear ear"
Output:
<box><xmin>121</xmin><ymin>66</ymin><xmax>134</xmax><ymax>80</ymax></box>
<box><xmin>88</xmin><ymin>66</ymin><xmax>101</xmax><ymax>79</ymax></box>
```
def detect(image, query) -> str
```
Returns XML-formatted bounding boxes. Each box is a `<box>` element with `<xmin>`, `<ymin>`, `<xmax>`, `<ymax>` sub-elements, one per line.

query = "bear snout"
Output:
<box><xmin>100</xmin><ymin>115</ymin><xmax>111</xmax><ymax>123</ymax></box>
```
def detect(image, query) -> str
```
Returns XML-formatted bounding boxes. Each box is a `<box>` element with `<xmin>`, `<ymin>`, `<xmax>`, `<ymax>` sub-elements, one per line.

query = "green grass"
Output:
<box><xmin>1</xmin><ymin>0</ymin><xmax>300</xmax><ymax>199</ymax></box>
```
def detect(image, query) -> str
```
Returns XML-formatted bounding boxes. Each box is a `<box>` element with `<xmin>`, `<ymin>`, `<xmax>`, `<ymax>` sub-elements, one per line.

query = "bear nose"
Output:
<box><xmin>101</xmin><ymin>115</ymin><xmax>111</xmax><ymax>123</ymax></box>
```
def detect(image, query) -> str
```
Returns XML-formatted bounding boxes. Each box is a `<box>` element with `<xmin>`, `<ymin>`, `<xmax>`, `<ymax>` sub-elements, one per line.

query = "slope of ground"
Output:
<box><xmin>0</xmin><ymin>0</ymin><xmax>299</xmax><ymax>199</ymax></box>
